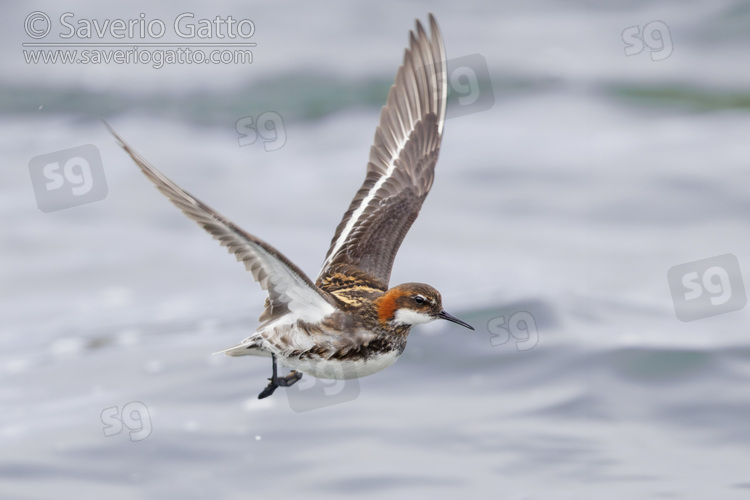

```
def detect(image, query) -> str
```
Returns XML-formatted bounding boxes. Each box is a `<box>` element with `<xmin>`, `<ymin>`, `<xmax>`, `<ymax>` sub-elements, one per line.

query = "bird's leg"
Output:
<box><xmin>258</xmin><ymin>353</ymin><xmax>303</xmax><ymax>399</ymax></box>
<box><xmin>258</xmin><ymin>354</ymin><xmax>280</xmax><ymax>399</ymax></box>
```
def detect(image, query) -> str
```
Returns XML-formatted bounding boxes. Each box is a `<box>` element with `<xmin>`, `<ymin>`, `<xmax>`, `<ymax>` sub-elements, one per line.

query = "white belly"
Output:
<box><xmin>282</xmin><ymin>350</ymin><xmax>402</xmax><ymax>379</ymax></box>
<box><xmin>221</xmin><ymin>319</ymin><xmax>404</xmax><ymax>379</ymax></box>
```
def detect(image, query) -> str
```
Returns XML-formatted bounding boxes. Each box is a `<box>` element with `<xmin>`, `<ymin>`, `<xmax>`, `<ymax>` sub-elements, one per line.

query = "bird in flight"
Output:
<box><xmin>108</xmin><ymin>14</ymin><xmax>474</xmax><ymax>400</ymax></box>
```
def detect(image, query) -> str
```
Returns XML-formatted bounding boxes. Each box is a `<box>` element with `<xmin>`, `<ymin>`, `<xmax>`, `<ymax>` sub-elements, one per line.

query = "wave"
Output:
<box><xmin>4</xmin><ymin>74</ymin><xmax>750</xmax><ymax>128</ymax></box>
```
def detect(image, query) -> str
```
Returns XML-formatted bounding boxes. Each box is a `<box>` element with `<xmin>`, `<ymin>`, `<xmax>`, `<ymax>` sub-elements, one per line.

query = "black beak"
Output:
<box><xmin>438</xmin><ymin>310</ymin><xmax>475</xmax><ymax>330</ymax></box>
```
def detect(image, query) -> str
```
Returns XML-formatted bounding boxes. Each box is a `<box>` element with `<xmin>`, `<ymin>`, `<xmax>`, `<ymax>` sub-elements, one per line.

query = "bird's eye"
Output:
<box><xmin>413</xmin><ymin>295</ymin><xmax>425</xmax><ymax>304</ymax></box>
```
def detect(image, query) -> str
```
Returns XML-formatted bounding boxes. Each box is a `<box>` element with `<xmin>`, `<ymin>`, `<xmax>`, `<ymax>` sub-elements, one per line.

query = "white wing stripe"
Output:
<box><xmin>318</xmin><ymin>16</ymin><xmax>446</xmax><ymax>278</ymax></box>
<box><xmin>321</xmin><ymin>134</ymin><xmax>408</xmax><ymax>272</ymax></box>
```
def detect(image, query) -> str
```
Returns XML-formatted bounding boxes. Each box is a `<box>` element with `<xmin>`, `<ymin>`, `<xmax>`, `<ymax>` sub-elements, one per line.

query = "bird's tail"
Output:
<box><xmin>213</xmin><ymin>336</ymin><xmax>271</xmax><ymax>357</ymax></box>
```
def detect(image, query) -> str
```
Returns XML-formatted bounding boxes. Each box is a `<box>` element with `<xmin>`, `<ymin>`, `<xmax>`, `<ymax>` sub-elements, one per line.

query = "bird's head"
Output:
<box><xmin>376</xmin><ymin>283</ymin><xmax>474</xmax><ymax>330</ymax></box>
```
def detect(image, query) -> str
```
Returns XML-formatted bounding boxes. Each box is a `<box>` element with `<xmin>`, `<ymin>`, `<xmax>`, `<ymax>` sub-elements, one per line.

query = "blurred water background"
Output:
<box><xmin>1</xmin><ymin>0</ymin><xmax>750</xmax><ymax>498</ymax></box>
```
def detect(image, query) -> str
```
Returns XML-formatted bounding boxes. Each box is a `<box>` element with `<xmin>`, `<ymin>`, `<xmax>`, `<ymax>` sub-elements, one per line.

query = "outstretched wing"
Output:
<box><xmin>106</xmin><ymin>124</ymin><xmax>336</xmax><ymax>326</ymax></box>
<box><xmin>317</xmin><ymin>14</ymin><xmax>447</xmax><ymax>290</ymax></box>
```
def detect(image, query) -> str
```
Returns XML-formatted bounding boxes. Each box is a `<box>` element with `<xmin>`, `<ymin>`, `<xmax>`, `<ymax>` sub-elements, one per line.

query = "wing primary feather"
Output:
<box><xmin>104</xmin><ymin>121</ymin><xmax>335</xmax><ymax>324</ymax></box>
<box><xmin>316</xmin><ymin>15</ymin><xmax>447</xmax><ymax>289</ymax></box>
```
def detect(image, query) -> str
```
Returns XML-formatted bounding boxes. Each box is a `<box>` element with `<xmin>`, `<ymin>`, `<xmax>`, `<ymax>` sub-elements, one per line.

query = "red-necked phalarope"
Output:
<box><xmin>108</xmin><ymin>14</ymin><xmax>474</xmax><ymax>399</ymax></box>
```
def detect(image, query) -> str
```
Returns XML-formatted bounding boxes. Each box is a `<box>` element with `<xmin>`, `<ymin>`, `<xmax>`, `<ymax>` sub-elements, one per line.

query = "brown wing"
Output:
<box><xmin>316</xmin><ymin>14</ymin><xmax>447</xmax><ymax>291</ymax></box>
<box><xmin>106</xmin><ymin>123</ymin><xmax>336</xmax><ymax>326</ymax></box>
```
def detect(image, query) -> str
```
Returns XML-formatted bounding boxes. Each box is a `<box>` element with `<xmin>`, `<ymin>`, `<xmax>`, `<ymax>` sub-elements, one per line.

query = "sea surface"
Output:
<box><xmin>2</xmin><ymin>1</ymin><xmax>750</xmax><ymax>498</ymax></box>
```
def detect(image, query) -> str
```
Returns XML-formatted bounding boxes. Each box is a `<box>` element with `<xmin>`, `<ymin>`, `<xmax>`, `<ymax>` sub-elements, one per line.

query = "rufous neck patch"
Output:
<box><xmin>376</xmin><ymin>290</ymin><xmax>401</xmax><ymax>324</ymax></box>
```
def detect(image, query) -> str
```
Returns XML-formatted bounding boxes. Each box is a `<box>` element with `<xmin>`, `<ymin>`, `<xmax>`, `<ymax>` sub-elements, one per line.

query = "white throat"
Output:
<box><xmin>393</xmin><ymin>308</ymin><xmax>434</xmax><ymax>326</ymax></box>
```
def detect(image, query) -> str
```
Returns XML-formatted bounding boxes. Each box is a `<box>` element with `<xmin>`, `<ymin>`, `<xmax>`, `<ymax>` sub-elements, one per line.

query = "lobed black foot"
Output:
<box><xmin>258</xmin><ymin>383</ymin><xmax>278</xmax><ymax>399</ymax></box>
<box><xmin>278</xmin><ymin>370</ymin><xmax>303</xmax><ymax>387</ymax></box>
<box><xmin>257</xmin><ymin>354</ymin><xmax>303</xmax><ymax>399</ymax></box>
